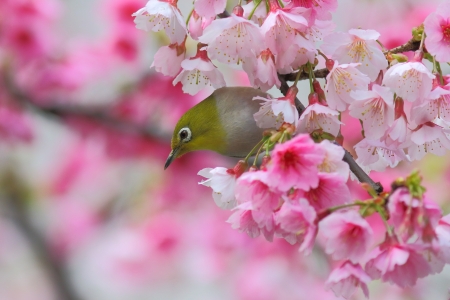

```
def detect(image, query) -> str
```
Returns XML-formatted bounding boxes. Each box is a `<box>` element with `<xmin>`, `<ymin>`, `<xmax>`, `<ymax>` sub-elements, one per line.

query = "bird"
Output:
<box><xmin>164</xmin><ymin>86</ymin><xmax>269</xmax><ymax>169</ymax></box>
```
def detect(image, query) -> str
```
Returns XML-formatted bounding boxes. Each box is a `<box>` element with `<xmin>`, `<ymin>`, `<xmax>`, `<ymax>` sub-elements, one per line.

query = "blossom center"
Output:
<box><xmin>442</xmin><ymin>23</ymin><xmax>450</xmax><ymax>43</ymax></box>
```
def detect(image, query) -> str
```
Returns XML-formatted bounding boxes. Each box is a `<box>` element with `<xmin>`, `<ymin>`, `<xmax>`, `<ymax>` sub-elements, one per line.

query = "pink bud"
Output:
<box><xmin>232</xmin><ymin>5</ymin><xmax>244</xmax><ymax>17</ymax></box>
<box><xmin>326</xmin><ymin>59</ymin><xmax>335</xmax><ymax>71</ymax></box>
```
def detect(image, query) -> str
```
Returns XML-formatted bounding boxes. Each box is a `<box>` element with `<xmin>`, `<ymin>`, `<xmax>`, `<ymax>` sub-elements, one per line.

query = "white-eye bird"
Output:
<box><xmin>164</xmin><ymin>87</ymin><xmax>268</xmax><ymax>169</ymax></box>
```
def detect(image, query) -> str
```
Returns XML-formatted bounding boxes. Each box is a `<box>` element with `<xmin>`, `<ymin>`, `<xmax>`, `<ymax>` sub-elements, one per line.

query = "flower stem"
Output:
<box><xmin>419</xmin><ymin>31</ymin><xmax>426</xmax><ymax>52</ymax></box>
<box><xmin>248</xmin><ymin>0</ymin><xmax>263</xmax><ymax>20</ymax></box>
<box><xmin>253</xmin><ymin>142</ymin><xmax>266</xmax><ymax>166</ymax></box>
<box><xmin>375</xmin><ymin>205</ymin><xmax>394</xmax><ymax>236</ymax></box>
<box><xmin>433</xmin><ymin>57</ymin><xmax>445</xmax><ymax>86</ymax></box>
<box><xmin>186</xmin><ymin>8</ymin><xmax>194</xmax><ymax>25</ymax></box>
<box><xmin>328</xmin><ymin>202</ymin><xmax>363</xmax><ymax>213</ymax></box>
<box><xmin>317</xmin><ymin>50</ymin><xmax>329</xmax><ymax>61</ymax></box>
<box><xmin>376</xmin><ymin>40</ymin><xmax>388</xmax><ymax>52</ymax></box>
<box><xmin>307</xmin><ymin>63</ymin><xmax>314</xmax><ymax>94</ymax></box>
<box><xmin>244</xmin><ymin>138</ymin><xmax>265</xmax><ymax>162</ymax></box>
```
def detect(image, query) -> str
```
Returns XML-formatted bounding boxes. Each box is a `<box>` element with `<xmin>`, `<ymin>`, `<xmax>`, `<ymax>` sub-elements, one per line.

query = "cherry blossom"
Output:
<box><xmin>253</xmin><ymin>87</ymin><xmax>299</xmax><ymax>129</ymax></box>
<box><xmin>411</xmin><ymin>85</ymin><xmax>450</xmax><ymax>124</ymax></box>
<box><xmin>381</xmin><ymin>98</ymin><xmax>410</xmax><ymax>148</ymax></box>
<box><xmin>198</xmin><ymin>167</ymin><xmax>237</xmax><ymax>210</ymax></box>
<box><xmin>320</xmin><ymin>210</ymin><xmax>373</xmax><ymax>262</ymax></box>
<box><xmin>408</xmin><ymin>121</ymin><xmax>450</xmax><ymax>160</ymax></box>
<box><xmin>286</xmin><ymin>0</ymin><xmax>338</xmax><ymax>21</ymax></box>
<box><xmin>325</xmin><ymin>61</ymin><xmax>370</xmax><ymax>111</ymax></box>
<box><xmin>317</xmin><ymin>140</ymin><xmax>350</xmax><ymax>180</ymax></box>
<box><xmin>242</xmin><ymin>0</ymin><xmax>268</xmax><ymax>26</ymax></box>
<box><xmin>354</xmin><ymin>138</ymin><xmax>408</xmax><ymax>172</ymax></box>
<box><xmin>132</xmin><ymin>0</ymin><xmax>187</xmax><ymax>44</ymax></box>
<box><xmin>151</xmin><ymin>42</ymin><xmax>185</xmax><ymax>77</ymax></box>
<box><xmin>199</xmin><ymin>10</ymin><xmax>264</xmax><ymax>65</ymax></box>
<box><xmin>275</xmin><ymin>34</ymin><xmax>316</xmax><ymax>74</ymax></box>
<box><xmin>349</xmin><ymin>84</ymin><xmax>395</xmax><ymax>140</ymax></box>
<box><xmin>382</xmin><ymin>54</ymin><xmax>435</xmax><ymax>103</ymax></box>
<box><xmin>424</xmin><ymin>1</ymin><xmax>450</xmax><ymax>63</ymax></box>
<box><xmin>365</xmin><ymin>239</ymin><xmax>433</xmax><ymax>288</ymax></box>
<box><xmin>275</xmin><ymin>199</ymin><xmax>318</xmax><ymax>254</ymax></box>
<box><xmin>266</xmin><ymin>134</ymin><xmax>325</xmax><ymax>192</ymax></box>
<box><xmin>173</xmin><ymin>46</ymin><xmax>225</xmax><ymax>95</ymax></box>
<box><xmin>187</xmin><ymin>10</ymin><xmax>214</xmax><ymax>40</ymax></box>
<box><xmin>194</xmin><ymin>0</ymin><xmax>227</xmax><ymax>19</ymax></box>
<box><xmin>298</xmin><ymin>101</ymin><xmax>342</xmax><ymax>137</ymax></box>
<box><xmin>325</xmin><ymin>262</ymin><xmax>371</xmax><ymax>299</ymax></box>
<box><xmin>243</xmin><ymin>49</ymin><xmax>281</xmax><ymax>92</ymax></box>
<box><xmin>227</xmin><ymin>207</ymin><xmax>264</xmax><ymax>239</ymax></box>
<box><xmin>435</xmin><ymin>214</ymin><xmax>450</xmax><ymax>263</ymax></box>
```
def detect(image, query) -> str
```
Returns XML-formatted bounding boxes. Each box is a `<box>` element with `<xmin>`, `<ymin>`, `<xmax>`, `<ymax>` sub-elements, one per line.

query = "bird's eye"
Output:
<box><xmin>178</xmin><ymin>128</ymin><xmax>191</xmax><ymax>142</ymax></box>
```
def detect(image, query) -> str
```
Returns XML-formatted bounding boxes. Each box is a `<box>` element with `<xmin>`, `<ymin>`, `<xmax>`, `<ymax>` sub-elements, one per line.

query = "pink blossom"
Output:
<box><xmin>253</xmin><ymin>87</ymin><xmax>299</xmax><ymax>129</ymax></box>
<box><xmin>194</xmin><ymin>0</ymin><xmax>227</xmax><ymax>18</ymax></box>
<box><xmin>408</xmin><ymin>121</ymin><xmax>450</xmax><ymax>160</ymax></box>
<box><xmin>382</xmin><ymin>60</ymin><xmax>435</xmax><ymax>103</ymax></box>
<box><xmin>199</xmin><ymin>13</ymin><xmax>264</xmax><ymax>65</ymax></box>
<box><xmin>132</xmin><ymin>0</ymin><xmax>187</xmax><ymax>44</ymax></box>
<box><xmin>187</xmin><ymin>10</ymin><xmax>214</xmax><ymax>40</ymax></box>
<box><xmin>354</xmin><ymin>138</ymin><xmax>408</xmax><ymax>172</ymax></box>
<box><xmin>151</xmin><ymin>42</ymin><xmax>185</xmax><ymax>77</ymax></box>
<box><xmin>381</xmin><ymin>98</ymin><xmax>410</xmax><ymax>148</ymax></box>
<box><xmin>286</xmin><ymin>0</ymin><xmax>337</xmax><ymax>21</ymax></box>
<box><xmin>325</xmin><ymin>61</ymin><xmax>370</xmax><ymax>111</ymax></box>
<box><xmin>411</xmin><ymin>86</ymin><xmax>450</xmax><ymax>124</ymax></box>
<box><xmin>325</xmin><ymin>262</ymin><xmax>371</xmax><ymax>299</ymax></box>
<box><xmin>275</xmin><ymin>199</ymin><xmax>318</xmax><ymax>254</ymax></box>
<box><xmin>322</xmin><ymin>29</ymin><xmax>387</xmax><ymax>80</ymax></box>
<box><xmin>349</xmin><ymin>84</ymin><xmax>395</xmax><ymax>140</ymax></box>
<box><xmin>266</xmin><ymin>134</ymin><xmax>325</xmax><ymax>192</ymax></box>
<box><xmin>317</xmin><ymin>140</ymin><xmax>350</xmax><ymax>180</ymax></box>
<box><xmin>298</xmin><ymin>102</ymin><xmax>342</xmax><ymax>137</ymax></box>
<box><xmin>365</xmin><ymin>239</ymin><xmax>433</xmax><ymax>288</ymax></box>
<box><xmin>227</xmin><ymin>208</ymin><xmax>263</xmax><ymax>239</ymax></box>
<box><xmin>243</xmin><ymin>49</ymin><xmax>281</xmax><ymax>92</ymax></box>
<box><xmin>235</xmin><ymin>170</ymin><xmax>282</xmax><ymax>213</ymax></box>
<box><xmin>424</xmin><ymin>1</ymin><xmax>450</xmax><ymax>63</ymax></box>
<box><xmin>173</xmin><ymin>47</ymin><xmax>226</xmax><ymax>95</ymax></box>
<box><xmin>275</xmin><ymin>34</ymin><xmax>316</xmax><ymax>74</ymax></box>
<box><xmin>198</xmin><ymin>167</ymin><xmax>237</xmax><ymax>209</ymax></box>
<box><xmin>0</xmin><ymin>106</ymin><xmax>33</xmax><ymax>142</ymax></box>
<box><xmin>296</xmin><ymin>173</ymin><xmax>351</xmax><ymax>211</ymax></box>
<box><xmin>260</xmin><ymin>2</ymin><xmax>310</xmax><ymax>56</ymax></box>
<box><xmin>436</xmin><ymin>214</ymin><xmax>450</xmax><ymax>263</ymax></box>
<box><xmin>388</xmin><ymin>188</ymin><xmax>442</xmax><ymax>242</ymax></box>
<box><xmin>320</xmin><ymin>210</ymin><xmax>373</xmax><ymax>262</ymax></box>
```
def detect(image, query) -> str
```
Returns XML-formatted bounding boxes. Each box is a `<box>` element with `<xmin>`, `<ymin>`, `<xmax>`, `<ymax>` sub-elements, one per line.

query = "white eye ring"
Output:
<box><xmin>178</xmin><ymin>127</ymin><xmax>192</xmax><ymax>142</ymax></box>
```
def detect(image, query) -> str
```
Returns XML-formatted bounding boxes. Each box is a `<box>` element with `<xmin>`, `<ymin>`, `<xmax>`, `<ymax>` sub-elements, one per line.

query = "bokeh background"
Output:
<box><xmin>0</xmin><ymin>0</ymin><xmax>449</xmax><ymax>299</ymax></box>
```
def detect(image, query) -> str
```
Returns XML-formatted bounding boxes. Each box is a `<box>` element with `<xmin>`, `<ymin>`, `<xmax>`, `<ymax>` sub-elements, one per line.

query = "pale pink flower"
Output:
<box><xmin>286</xmin><ymin>0</ymin><xmax>337</xmax><ymax>21</ymax></box>
<box><xmin>381</xmin><ymin>98</ymin><xmax>410</xmax><ymax>148</ymax></box>
<box><xmin>388</xmin><ymin>188</ymin><xmax>442</xmax><ymax>242</ymax></box>
<box><xmin>227</xmin><ymin>207</ymin><xmax>263</xmax><ymax>239</ymax></box>
<box><xmin>317</xmin><ymin>140</ymin><xmax>350</xmax><ymax>180</ymax></box>
<box><xmin>260</xmin><ymin>2</ymin><xmax>310</xmax><ymax>55</ymax></box>
<box><xmin>275</xmin><ymin>34</ymin><xmax>316</xmax><ymax>74</ymax></box>
<box><xmin>354</xmin><ymin>138</ymin><xmax>408</xmax><ymax>172</ymax></box>
<box><xmin>275</xmin><ymin>199</ymin><xmax>318</xmax><ymax>254</ymax></box>
<box><xmin>298</xmin><ymin>103</ymin><xmax>342</xmax><ymax>137</ymax></box>
<box><xmin>187</xmin><ymin>10</ymin><xmax>214</xmax><ymax>40</ymax></box>
<box><xmin>253</xmin><ymin>87</ymin><xmax>299</xmax><ymax>129</ymax></box>
<box><xmin>349</xmin><ymin>84</ymin><xmax>395</xmax><ymax>140</ymax></box>
<box><xmin>325</xmin><ymin>61</ymin><xmax>370</xmax><ymax>111</ymax></box>
<box><xmin>199</xmin><ymin>12</ymin><xmax>264</xmax><ymax>65</ymax></box>
<box><xmin>365</xmin><ymin>239</ymin><xmax>433</xmax><ymax>288</ymax></box>
<box><xmin>322</xmin><ymin>29</ymin><xmax>387</xmax><ymax>80</ymax></box>
<box><xmin>173</xmin><ymin>47</ymin><xmax>226</xmax><ymax>95</ymax></box>
<box><xmin>382</xmin><ymin>60</ymin><xmax>435</xmax><ymax>103</ymax></box>
<box><xmin>235</xmin><ymin>170</ymin><xmax>282</xmax><ymax>213</ymax></box>
<box><xmin>424</xmin><ymin>1</ymin><xmax>450</xmax><ymax>63</ymax></box>
<box><xmin>132</xmin><ymin>0</ymin><xmax>187</xmax><ymax>44</ymax></box>
<box><xmin>325</xmin><ymin>262</ymin><xmax>371</xmax><ymax>299</ymax></box>
<box><xmin>198</xmin><ymin>167</ymin><xmax>237</xmax><ymax>209</ymax></box>
<box><xmin>194</xmin><ymin>0</ymin><xmax>227</xmax><ymax>18</ymax></box>
<box><xmin>436</xmin><ymin>214</ymin><xmax>450</xmax><ymax>263</ymax></box>
<box><xmin>243</xmin><ymin>49</ymin><xmax>281</xmax><ymax>92</ymax></box>
<box><xmin>408</xmin><ymin>121</ymin><xmax>450</xmax><ymax>160</ymax></box>
<box><xmin>296</xmin><ymin>173</ymin><xmax>351</xmax><ymax>211</ymax></box>
<box><xmin>266</xmin><ymin>134</ymin><xmax>325</xmax><ymax>192</ymax></box>
<box><xmin>243</xmin><ymin>0</ymin><xmax>268</xmax><ymax>26</ymax></box>
<box><xmin>151</xmin><ymin>42</ymin><xmax>185</xmax><ymax>77</ymax></box>
<box><xmin>320</xmin><ymin>210</ymin><xmax>373</xmax><ymax>262</ymax></box>
<box><xmin>411</xmin><ymin>86</ymin><xmax>450</xmax><ymax>124</ymax></box>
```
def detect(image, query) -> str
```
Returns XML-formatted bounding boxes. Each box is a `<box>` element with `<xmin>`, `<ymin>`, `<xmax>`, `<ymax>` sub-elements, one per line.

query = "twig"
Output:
<box><xmin>383</xmin><ymin>38</ymin><xmax>420</xmax><ymax>55</ymax></box>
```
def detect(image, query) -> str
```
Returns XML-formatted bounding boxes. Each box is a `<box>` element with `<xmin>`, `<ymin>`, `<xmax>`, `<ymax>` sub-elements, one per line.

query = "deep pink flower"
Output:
<box><xmin>388</xmin><ymin>188</ymin><xmax>442</xmax><ymax>242</ymax></box>
<box><xmin>266</xmin><ymin>134</ymin><xmax>325</xmax><ymax>192</ymax></box>
<box><xmin>365</xmin><ymin>239</ymin><xmax>433</xmax><ymax>288</ymax></box>
<box><xmin>275</xmin><ymin>199</ymin><xmax>318</xmax><ymax>254</ymax></box>
<box><xmin>320</xmin><ymin>210</ymin><xmax>373</xmax><ymax>262</ymax></box>
<box><xmin>424</xmin><ymin>2</ymin><xmax>450</xmax><ymax>62</ymax></box>
<box><xmin>325</xmin><ymin>262</ymin><xmax>371</xmax><ymax>299</ymax></box>
<box><xmin>0</xmin><ymin>106</ymin><xmax>33</xmax><ymax>143</ymax></box>
<box><xmin>349</xmin><ymin>84</ymin><xmax>395</xmax><ymax>140</ymax></box>
<box><xmin>297</xmin><ymin>173</ymin><xmax>351</xmax><ymax>211</ymax></box>
<box><xmin>322</xmin><ymin>29</ymin><xmax>387</xmax><ymax>80</ymax></box>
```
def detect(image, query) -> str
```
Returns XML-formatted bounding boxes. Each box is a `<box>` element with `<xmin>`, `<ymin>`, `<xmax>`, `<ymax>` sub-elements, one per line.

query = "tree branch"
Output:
<box><xmin>383</xmin><ymin>38</ymin><xmax>420</xmax><ymax>55</ymax></box>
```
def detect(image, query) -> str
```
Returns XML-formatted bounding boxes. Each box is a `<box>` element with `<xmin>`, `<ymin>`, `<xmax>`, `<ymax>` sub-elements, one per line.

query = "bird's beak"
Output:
<box><xmin>164</xmin><ymin>147</ymin><xmax>179</xmax><ymax>170</ymax></box>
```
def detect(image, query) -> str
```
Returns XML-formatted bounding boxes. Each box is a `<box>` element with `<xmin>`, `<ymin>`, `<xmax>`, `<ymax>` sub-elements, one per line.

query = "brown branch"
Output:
<box><xmin>383</xmin><ymin>38</ymin><xmax>420</xmax><ymax>55</ymax></box>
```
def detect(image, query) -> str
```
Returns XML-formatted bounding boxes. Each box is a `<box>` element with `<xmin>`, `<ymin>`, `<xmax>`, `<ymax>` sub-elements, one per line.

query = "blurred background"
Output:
<box><xmin>0</xmin><ymin>0</ymin><xmax>449</xmax><ymax>299</ymax></box>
